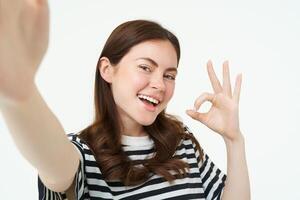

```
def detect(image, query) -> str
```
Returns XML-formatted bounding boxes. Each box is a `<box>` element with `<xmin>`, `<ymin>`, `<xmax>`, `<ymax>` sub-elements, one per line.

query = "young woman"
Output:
<box><xmin>0</xmin><ymin>0</ymin><xmax>250</xmax><ymax>199</ymax></box>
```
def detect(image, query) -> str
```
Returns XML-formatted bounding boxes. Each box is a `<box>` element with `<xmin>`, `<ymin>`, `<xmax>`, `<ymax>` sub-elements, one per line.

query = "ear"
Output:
<box><xmin>98</xmin><ymin>57</ymin><xmax>114</xmax><ymax>83</ymax></box>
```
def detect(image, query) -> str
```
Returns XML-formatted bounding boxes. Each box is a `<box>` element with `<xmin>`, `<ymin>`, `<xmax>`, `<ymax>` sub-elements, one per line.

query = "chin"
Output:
<box><xmin>137</xmin><ymin>117</ymin><xmax>157</xmax><ymax>126</ymax></box>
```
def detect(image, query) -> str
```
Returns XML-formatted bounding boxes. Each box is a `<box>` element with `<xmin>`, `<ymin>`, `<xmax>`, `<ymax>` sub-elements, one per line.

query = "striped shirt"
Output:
<box><xmin>38</xmin><ymin>127</ymin><xmax>226</xmax><ymax>199</ymax></box>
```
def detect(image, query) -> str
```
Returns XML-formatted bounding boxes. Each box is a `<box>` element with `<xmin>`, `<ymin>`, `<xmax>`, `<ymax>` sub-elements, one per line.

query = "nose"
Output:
<box><xmin>150</xmin><ymin>74</ymin><xmax>166</xmax><ymax>92</ymax></box>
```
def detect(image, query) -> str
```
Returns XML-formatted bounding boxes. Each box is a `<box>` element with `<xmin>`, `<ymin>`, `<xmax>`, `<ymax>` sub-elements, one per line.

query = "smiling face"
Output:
<box><xmin>100</xmin><ymin>39</ymin><xmax>178</xmax><ymax>135</ymax></box>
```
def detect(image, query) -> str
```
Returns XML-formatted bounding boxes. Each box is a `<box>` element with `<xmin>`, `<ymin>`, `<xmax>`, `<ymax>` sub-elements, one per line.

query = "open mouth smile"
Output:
<box><xmin>137</xmin><ymin>94</ymin><xmax>161</xmax><ymax>111</ymax></box>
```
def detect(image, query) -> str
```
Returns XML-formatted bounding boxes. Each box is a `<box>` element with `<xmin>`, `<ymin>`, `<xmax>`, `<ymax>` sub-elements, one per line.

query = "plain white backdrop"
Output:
<box><xmin>1</xmin><ymin>0</ymin><xmax>299</xmax><ymax>199</ymax></box>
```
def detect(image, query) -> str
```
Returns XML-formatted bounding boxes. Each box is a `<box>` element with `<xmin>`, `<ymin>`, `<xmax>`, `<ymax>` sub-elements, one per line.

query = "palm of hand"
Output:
<box><xmin>0</xmin><ymin>0</ymin><xmax>49</xmax><ymax>103</ymax></box>
<box><xmin>186</xmin><ymin>60</ymin><xmax>242</xmax><ymax>141</ymax></box>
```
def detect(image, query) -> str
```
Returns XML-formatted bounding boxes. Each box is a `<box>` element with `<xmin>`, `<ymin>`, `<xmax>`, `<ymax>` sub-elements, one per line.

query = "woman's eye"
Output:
<box><xmin>164</xmin><ymin>74</ymin><xmax>176</xmax><ymax>80</ymax></box>
<box><xmin>139</xmin><ymin>65</ymin><xmax>151</xmax><ymax>72</ymax></box>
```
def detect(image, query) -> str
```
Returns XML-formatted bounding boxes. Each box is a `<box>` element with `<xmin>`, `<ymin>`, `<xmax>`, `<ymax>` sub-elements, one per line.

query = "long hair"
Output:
<box><xmin>78</xmin><ymin>19</ymin><xmax>204</xmax><ymax>186</ymax></box>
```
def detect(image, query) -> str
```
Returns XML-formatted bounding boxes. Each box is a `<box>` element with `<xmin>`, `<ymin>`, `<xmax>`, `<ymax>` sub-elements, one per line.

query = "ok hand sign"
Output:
<box><xmin>186</xmin><ymin>60</ymin><xmax>242</xmax><ymax>141</ymax></box>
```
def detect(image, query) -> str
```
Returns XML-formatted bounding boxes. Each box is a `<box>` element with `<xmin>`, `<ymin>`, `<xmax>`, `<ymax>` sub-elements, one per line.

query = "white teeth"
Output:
<box><xmin>137</xmin><ymin>94</ymin><xmax>159</xmax><ymax>105</ymax></box>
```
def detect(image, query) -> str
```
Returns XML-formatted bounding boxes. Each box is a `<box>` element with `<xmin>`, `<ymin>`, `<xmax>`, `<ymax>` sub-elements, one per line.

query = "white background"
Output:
<box><xmin>1</xmin><ymin>0</ymin><xmax>299</xmax><ymax>199</ymax></box>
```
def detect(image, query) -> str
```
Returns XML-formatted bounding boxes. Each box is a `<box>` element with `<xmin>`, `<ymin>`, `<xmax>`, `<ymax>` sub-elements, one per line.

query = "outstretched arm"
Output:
<box><xmin>0</xmin><ymin>0</ymin><xmax>79</xmax><ymax>192</ymax></box>
<box><xmin>186</xmin><ymin>60</ymin><xmax>251</xmax><ymax>200</ymax></box>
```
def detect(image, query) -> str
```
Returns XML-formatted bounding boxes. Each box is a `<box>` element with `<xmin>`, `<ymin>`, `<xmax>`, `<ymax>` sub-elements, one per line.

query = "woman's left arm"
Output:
<box><xmin>222</xmin><ymin>132</ymin><xmax>250</xmax><ymax>200</ymax></box>
<box><xmin>186</xmin><ymin>60</ymin><xmax>251</xmax><ymax>200</ymax></box>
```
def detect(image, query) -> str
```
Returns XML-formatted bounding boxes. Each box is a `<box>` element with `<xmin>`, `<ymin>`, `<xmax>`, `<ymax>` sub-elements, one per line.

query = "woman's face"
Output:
<box><xmin>108</xmin><ymin>40</ymin><xmax>178</xmax><ymax>132</ymax></box>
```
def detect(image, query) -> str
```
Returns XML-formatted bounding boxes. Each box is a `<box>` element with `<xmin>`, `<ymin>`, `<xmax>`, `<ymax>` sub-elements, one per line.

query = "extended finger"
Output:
<box><xmin>222</xmin><ymin>60</ymin><xmax>232</xmax><ymax>97</ymax></box>
<box><xmin>207</xmin><ymin>60</ymin><xmax>222</xmax><ymax>93</ymax></box>
<box><xmin>193</xmin><ymin>92</ymin><xmax>215</xmax><ymax>111</ymax></box>
<box><xmin>233</xmin><ymin>74</ymin><xmax>242</xmax><ymax>103</ymax></box>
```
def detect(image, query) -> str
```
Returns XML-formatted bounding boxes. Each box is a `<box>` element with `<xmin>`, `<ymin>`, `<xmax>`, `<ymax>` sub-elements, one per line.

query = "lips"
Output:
<box><xmin>138</xmin><ymin>96</ymin><xmax>157</xmax><ymax>112</ymax></box>
<box><xmin>137</xmin><ymin>93</ymin><xmax>162</xmax><ymax>103</ymax></box>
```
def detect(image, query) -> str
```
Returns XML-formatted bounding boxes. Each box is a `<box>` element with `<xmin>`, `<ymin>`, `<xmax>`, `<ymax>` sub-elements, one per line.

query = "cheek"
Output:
<box><xmin>131</xmin><ymin>74</ymin><xmax>149</xmax><ymax>91</ymax></box>
<box><xmin>115</xmin><ymin>70</ymin><xmax>146</xmax><ymax>91</ymax></box>
<box><xmin>165</xmin><ymin>83</ymin><xmax>175</xmax><ymax>100</ymax></box>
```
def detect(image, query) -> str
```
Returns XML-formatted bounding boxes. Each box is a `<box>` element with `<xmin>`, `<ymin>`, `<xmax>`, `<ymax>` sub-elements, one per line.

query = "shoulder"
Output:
<box><xmin>182</xmin><ymin>124</ymin><xmax>193</xmax><ymax>135</ymax></box>
<box><xmin>66</xmin><ymin>132</ymin><xmax>94</xmax><ymax>159</ymax></box>
<box><xmin>180</xmin><ymin>123</ymin><xmax>206</xmax><ymax>161</ymax></box>
<box><xmin>67</xmin><ymin>132</ymin><xmax>88</xmax><ymax>146</ymax></box>
<box><xmin>174</xmin><ymin>123</ymin><xmax>199</xmax><ymax>151</ymax></box>
<box><xmin>181</xmin><ymin>123</ymin><xmax>199</xmax><ymax>144</ymax></box>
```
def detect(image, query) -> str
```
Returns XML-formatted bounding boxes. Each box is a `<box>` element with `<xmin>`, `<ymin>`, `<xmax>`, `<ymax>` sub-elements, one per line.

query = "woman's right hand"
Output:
<box><xmin>0</xmin><ymin>1</ymin><xmax>81</xmax><ymax>193</ymax></box>
<box><xmin>0</xmin><ymin>0</ymin><xmax>49</xmax><ymax>104</ymax></box>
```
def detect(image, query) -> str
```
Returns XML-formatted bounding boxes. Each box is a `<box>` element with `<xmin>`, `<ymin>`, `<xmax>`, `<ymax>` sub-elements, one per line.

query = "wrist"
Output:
<box><xmin>0</xmin><ymin>83</ymin><xmax>38</xmax><ymax>109</ymax></box>
<box><xmin>223</xmin><ymin>131</ymin><xmax>244</xmax><ymax>145</ymax></box>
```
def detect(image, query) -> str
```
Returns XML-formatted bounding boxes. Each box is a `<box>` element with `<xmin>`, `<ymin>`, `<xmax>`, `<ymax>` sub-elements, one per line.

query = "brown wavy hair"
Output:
<box><xmin>78</xmin><ymin>19</ymin><xmax>204</xmax><ymax>186</ymax></box>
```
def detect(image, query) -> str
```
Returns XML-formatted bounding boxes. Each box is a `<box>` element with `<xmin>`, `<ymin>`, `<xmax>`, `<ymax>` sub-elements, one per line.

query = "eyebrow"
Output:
<box><xmin>136</xmin><ymin>57</ymin><xmax>178</xmax><ymax>73</ymax></box>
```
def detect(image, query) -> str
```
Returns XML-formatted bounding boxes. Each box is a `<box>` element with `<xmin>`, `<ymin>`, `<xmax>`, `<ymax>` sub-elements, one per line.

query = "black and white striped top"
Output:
<box><xmin>38</xmin><ymin>127</ymin><xmax>226</xmax><ymax>200</ymax></box>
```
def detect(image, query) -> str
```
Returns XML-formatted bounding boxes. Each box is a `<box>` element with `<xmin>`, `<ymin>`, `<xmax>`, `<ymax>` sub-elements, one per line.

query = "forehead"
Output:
<box><xmin>122</xmin><ymin>40</ymin><xmax>178</xmax><ymax>69</ymax></box>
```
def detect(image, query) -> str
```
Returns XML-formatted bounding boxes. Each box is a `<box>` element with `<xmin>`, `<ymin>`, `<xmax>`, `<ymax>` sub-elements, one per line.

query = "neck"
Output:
<box><xmin>122</xmin><ymin>127</ymin><xmax>148</xmax><ymax>137</ymax></box>
<box><xmin>120</xmin><ymin>122</ymin><xmax>148</xmax><ymax>137</ymax></box>
<box><xmin>117</xmin><ymin>107</ymin><xmax>149</xmax><ymax>137</ymax></box>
